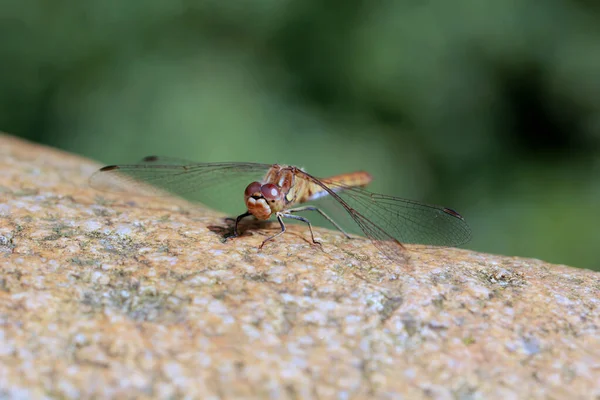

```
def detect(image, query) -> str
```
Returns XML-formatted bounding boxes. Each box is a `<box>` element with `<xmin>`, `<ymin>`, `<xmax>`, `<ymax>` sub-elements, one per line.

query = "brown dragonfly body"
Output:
<box><xmin>91</xmin><ymin>156</ymin><xmax>471</xmax><ymax>263</ymax></box>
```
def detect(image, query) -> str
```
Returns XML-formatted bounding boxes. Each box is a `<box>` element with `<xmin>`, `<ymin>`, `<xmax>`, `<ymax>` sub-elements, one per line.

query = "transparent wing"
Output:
<box><xmin>296</xmin><ymin>171</ymin><xmax>472</xmax><ymax>261</ymax></box>
<box><xmin>89</xmin><ymin>156</ymin><xmax>272</xmax><ymax>213</ymax></box>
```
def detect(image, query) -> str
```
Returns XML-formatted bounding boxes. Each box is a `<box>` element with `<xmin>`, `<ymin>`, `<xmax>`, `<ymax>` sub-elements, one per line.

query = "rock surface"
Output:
<box><xmin>0</xmin><ymin>133</ymin><xmax>599</xmax><ymax>399</ymax></box>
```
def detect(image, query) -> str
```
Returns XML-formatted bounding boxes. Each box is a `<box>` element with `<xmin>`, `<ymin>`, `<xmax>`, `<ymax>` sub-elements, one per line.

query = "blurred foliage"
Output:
<box><xmin>1</xmin><ymin>0</ymin><xmax>599</xmax><ymax>269</ymax></box>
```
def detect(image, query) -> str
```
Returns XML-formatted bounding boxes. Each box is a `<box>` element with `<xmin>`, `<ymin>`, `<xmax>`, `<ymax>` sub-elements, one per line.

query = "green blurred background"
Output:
<box><xmin>1</xmin><ymin>0</ymin><xmax>599</xmax><ymax>270</ymax></box>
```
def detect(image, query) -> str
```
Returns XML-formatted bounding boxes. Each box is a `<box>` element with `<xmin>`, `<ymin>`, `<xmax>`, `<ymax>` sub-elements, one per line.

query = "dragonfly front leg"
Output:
<box><xmin>287</xmin><ymin>206</ymin><xmax>351</xmax><ymax>239</ymax></box>
<box><xmin>232</xmin><ymin>211</ymin><xmax>252</xmax><ymax>237</ymax></box>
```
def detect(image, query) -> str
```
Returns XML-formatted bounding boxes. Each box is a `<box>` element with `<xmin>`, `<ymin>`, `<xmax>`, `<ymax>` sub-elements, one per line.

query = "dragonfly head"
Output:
<box><xmin>244</xmin><ymin>181</ymin><xmax>284</xmax><ymax>220</ymax></box>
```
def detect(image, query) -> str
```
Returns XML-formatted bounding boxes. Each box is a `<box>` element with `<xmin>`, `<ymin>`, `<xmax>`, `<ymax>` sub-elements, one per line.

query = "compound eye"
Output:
<box><xmin>261</xmin><ymin>183</ymin><xmax>281</xmax><ymax>201</ymax></box>
<box><xmin>244</xmin><ymin>182</ymin><xmax>262</xmax><ymax>197</ymax></box>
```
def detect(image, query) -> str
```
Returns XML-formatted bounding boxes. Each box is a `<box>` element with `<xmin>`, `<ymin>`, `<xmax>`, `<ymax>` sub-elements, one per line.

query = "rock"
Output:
<box><xmin>0</xmin><ymin>133</ymin><xmax>598</xmax><ymax>399</ymax></box>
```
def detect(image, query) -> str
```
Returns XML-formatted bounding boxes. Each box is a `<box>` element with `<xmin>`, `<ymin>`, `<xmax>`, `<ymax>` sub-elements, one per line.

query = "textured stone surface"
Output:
<box><xmin>0</xmin><ymin>133</ymin><xmax>599</xmax><ymax>399</ymax></box>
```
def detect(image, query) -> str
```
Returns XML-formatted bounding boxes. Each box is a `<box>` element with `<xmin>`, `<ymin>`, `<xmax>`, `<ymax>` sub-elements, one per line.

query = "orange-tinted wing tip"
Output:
<box><xmin>443</xmin><ymin>208</ymin><xmax>464</xmax><ymax>220</ymax></box>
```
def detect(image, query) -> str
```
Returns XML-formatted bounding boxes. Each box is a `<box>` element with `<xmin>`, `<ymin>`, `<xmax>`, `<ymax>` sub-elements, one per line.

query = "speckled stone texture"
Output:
<box><xmin>0</xmin><ymin>133</ymin><xmax>599</xmax><ymax>399</ymax></box>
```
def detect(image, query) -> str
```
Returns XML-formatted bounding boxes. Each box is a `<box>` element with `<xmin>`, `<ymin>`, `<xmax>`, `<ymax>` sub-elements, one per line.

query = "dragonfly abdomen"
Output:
<box><xmin>306</xmin><ymin>171</ymin><xmax>372</xmax><ymax>201</ymax></box>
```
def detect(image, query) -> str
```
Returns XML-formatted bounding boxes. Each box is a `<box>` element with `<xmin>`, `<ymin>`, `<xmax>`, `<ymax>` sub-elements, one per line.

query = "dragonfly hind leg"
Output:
<box><xmin>286</xmin><ymin>206</ymin><xmax>351</xmax><ymax>239</ymax></box>
<box><xmin>279</xmin><ymin>213</ymin><xmax>322</xmax><ymax>246</ymax></box>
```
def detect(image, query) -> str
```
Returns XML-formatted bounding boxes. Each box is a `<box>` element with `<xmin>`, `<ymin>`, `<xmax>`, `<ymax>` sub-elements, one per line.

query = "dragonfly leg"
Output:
<box><xmin>259</xmin><ymin>213</ymin><xmax>287</xmax><ymax>249</ymax></box>
<box><xmin>280</xmin><ymin>213</ymin><xmax>321</xmax><ymax>246</ymax></box>
<box><xmin>286</xmin><ymin>206</ymin><xmax>351</xmax><ymax>239</ymax></box>
<box><xmin>233</xmin><ymin>211</ymin><xmax>252</xmax><ymax>237</ymax></box>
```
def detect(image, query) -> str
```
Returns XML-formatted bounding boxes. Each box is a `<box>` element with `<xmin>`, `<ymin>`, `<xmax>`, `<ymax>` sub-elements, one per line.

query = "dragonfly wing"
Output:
<box><xmin>296</xmin><ymin>171</ymin><xmax>471</xmax><ymax>259</ymax></box>
<box><xmin>89</xmin><ymin>157</ymin><xmax>272</xmax><ymax>212</ymax></box>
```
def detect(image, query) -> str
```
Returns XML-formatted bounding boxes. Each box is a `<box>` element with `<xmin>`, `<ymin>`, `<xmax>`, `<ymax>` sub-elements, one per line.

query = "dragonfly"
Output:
<box><xmin>89</xmin><ymin>156</ymin><xmax>471</xmax><ymax>263</ymax></box>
